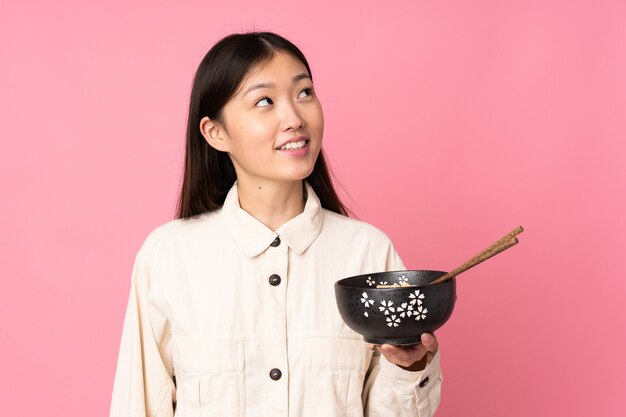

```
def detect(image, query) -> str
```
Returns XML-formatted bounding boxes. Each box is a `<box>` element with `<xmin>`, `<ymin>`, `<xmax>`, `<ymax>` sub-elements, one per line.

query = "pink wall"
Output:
<box><xmin>1</xmin><ymin>1</ymin><xmax>624</xmax><ymax>416</ymax></box>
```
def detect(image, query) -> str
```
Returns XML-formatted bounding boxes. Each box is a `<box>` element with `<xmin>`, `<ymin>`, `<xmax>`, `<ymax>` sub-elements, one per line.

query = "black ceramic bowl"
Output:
<box><xmin>335</xmin><ymin>270</ymin><xmax>456</xmax><ymax>345</ymax></box>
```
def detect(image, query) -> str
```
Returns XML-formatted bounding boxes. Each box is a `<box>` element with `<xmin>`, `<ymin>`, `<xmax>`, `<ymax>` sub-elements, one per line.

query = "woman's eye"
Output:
<box><xmin>298</xmin><ymin>88</ymin><xmax>313</xmax><ymax>99</ymax></box>
<box><xmin>255</xmin><ymin>97</ymin><xmax>273</xmax><ymax>107</ymax></box>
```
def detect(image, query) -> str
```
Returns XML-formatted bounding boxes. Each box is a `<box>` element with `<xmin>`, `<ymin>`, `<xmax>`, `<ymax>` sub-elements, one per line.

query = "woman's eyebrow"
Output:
<box><xmin>243</xmin><ymin>73</ymin><xmax>311</xmax><ymax>96</ymax></box>
<box><xmin>244</xmin><ymin>82</ymin><xmax>274</xmax><ymax>96</ymax></box>
<box><xmin>292</xmin><ymin>73</ymin><xmax>310</xmax><ymax>83</ymax></box>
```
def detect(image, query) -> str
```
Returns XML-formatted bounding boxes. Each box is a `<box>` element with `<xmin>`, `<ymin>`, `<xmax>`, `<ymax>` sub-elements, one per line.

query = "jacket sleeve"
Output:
<box><xmin>109</xmin><ymin>253</ymin><xmax>175</xmax><ymax>417</ymax></box>
<box><xmin>363</xmin><ymin>349</ymin><xmax>442</xmax><ymax>417</ymax></box>
<box><xmin>361</xmin><ymin>239</ymin><xmax>443</xmax><ymax>417</ymax></box>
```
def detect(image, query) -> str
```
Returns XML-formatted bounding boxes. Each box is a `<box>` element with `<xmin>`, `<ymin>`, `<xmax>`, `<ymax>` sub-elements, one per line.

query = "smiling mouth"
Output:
<box><xmin>276</xmin><ymin>139</ymin><xmax>309</xmax><ymax>151</ymax></box>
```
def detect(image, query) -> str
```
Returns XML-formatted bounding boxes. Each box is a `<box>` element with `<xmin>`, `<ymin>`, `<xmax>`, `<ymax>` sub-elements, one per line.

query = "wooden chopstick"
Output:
<box><xmin>429</xmin><ymin>226</ymin><xmax>524</xmax><ymax>285</ymax></box>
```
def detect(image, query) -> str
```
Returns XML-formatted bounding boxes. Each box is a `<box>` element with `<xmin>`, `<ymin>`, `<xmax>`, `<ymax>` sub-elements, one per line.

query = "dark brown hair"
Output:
<box><xmin>177</xmin><ymin>32</ymin><xmax>348</xmax><ymax>219</ymax></box>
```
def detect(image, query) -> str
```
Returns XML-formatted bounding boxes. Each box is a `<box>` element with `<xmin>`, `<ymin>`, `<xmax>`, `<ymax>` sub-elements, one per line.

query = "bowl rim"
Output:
<box><xmin>335</xmin><ymin>269</ymin><xmax>453</xmax><ymax>289</ymax></box>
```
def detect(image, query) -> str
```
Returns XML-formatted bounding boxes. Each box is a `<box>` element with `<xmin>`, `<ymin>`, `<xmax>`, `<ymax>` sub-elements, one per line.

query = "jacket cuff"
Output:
<box><xmin>379</xmin><ymin>349</ymin><xmax>442</xmax><ymax>394</ymax></box>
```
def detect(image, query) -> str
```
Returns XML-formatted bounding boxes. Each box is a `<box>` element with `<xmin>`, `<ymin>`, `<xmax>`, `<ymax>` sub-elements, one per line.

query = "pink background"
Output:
<box><xmin>1</xmin><ymin>1</ymin><xmax>624</xmax><ymax>416</ymax></box>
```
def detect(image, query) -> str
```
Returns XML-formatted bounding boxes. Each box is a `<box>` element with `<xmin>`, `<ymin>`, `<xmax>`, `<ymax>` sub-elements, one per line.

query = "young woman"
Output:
<box><xmin>110</xmin><ymin>32</ymin><xmax>442</xmax><ymax>417</ymax></box>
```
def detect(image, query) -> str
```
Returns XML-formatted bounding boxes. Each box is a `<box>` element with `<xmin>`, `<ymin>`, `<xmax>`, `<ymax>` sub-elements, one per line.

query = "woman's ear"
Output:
<box><xmin>200</xmin><ymin>116</ymin><xmax>229</xmax><ymax>152</ymax></box>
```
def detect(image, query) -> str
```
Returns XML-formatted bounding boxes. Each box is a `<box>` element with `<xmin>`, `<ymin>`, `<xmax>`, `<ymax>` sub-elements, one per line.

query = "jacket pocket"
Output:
<box><xmin>303</xmin><ymin>337</ymin><xmax>369</xmax><ymax>417</ymax></box>
<box><xmin>172</xmin><ymin>338</ymin><xmax>245</xmax><ymax>417</ymax></box>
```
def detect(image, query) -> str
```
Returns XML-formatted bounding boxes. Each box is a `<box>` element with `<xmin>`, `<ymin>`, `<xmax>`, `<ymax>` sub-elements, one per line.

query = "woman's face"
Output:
<box><xmin>202</xmin><ymin>51</ymin><xmax>324</xmax><ymax>187</ymax></box>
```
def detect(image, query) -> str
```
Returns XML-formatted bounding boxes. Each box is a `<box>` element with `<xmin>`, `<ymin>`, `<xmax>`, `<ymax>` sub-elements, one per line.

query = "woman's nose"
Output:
<box><xmin>280</xmin><ymin>101</ymin><xmax>305</xmax><ymax>131</ymax></box>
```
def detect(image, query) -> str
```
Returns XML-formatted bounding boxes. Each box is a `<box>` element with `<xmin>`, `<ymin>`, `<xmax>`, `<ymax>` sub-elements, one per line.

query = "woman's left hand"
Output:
<box><xmin>368</xmin><ymin>332</ymin><xmax>438</xmax><ymax>371</ymax></box>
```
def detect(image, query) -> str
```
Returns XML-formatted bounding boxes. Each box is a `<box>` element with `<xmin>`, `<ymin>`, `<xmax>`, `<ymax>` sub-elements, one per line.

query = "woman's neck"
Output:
<box><xmin>236</xmin><ymin>179</ymin><xmax>306</xmax><ymax>231</ymax></box>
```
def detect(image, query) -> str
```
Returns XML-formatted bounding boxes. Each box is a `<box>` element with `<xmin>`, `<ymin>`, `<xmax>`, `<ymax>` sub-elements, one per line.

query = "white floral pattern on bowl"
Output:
<box><xmin>360</xmin><ymin>276</ymin><xmax>428</xmax><ymax>325</ymax></box>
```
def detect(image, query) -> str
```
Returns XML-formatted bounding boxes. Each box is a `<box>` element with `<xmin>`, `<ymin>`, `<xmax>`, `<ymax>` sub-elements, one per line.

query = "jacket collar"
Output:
<box><xmin>222</xmin><ymin>181</ymin><xmax>324</xmax><ymax>257</ymax></box>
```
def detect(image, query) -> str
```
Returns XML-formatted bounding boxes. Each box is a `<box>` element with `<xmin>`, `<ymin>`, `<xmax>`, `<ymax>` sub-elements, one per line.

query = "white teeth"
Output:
<box><xmin>278</xmin><ymin>140</ymin><xmax>306</xmax><ymax>150</ymax></box>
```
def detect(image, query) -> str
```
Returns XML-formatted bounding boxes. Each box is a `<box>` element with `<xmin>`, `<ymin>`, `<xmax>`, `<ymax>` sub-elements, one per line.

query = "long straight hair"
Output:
<box><xmin>177</xmin><ymin>32</ymin><xmax>348</xmax><ymax>219</ymax></box>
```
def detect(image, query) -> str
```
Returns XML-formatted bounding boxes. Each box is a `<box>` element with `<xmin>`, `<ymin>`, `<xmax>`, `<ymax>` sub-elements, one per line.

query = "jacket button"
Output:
<box><xmin>419</xmin><ymin>376</ymin><xmax>429</xmax><ymax>387</ymax></box>
<box><xmin>270</xmin><ymin>236</ymin><xmax>281</xmax><ymax>247</ymax></box>
<box><xmin>269</xmin><ymin>274</ymin><xmax>282</xmax><ymax>286</ymax></box>
<box><xmin>269</xmin><ymin>368</ymin><xmax>282</xmax><ymax>380</ymax></box>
